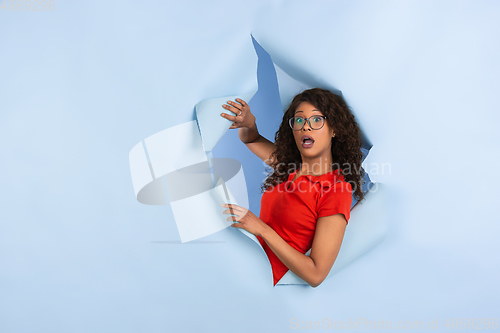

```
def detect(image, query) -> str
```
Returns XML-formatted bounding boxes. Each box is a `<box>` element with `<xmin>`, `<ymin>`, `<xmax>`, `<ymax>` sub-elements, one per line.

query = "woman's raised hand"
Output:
<box><xmin>221</xmin><ymin>98</ymin><xmax>256</xmax><ymax>129</ymax></box>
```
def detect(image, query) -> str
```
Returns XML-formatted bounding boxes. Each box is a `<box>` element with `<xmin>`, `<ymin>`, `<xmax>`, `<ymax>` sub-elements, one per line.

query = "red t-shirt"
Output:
<box><xmin>255</xmin><ymin>168</ymin><xmax>353</xmax><ymax>286</ymax></box>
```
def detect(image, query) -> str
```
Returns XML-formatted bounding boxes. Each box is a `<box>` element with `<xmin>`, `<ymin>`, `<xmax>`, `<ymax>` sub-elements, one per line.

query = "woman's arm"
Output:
<box><xmin>236</xmin><ymin>113</ymin><xmax>259</xmax><ymax>143</ymax></box>
<box><xmin>241</xmin><ymin>127</ymin><xmax>276</xmax><ymax>166</ymax></box>
<box><xmin>260</xmin><ymin>213</ymin><xmax>347</xmax><ymax>287</ymax></box>
<box><xmin>222</xmin><ymin>202</ymin><xmax>347</xmax><ymax>287</ymax></box>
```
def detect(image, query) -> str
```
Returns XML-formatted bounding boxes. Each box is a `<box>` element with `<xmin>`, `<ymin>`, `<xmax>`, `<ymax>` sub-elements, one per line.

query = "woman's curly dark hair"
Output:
<box><xmin>260</xmin><ymin>88</ymin><xmax>365</xmax><ymax>203</ymax></box>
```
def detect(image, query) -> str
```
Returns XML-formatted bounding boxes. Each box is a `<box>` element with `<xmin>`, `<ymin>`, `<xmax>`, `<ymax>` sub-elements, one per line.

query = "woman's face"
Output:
<box><xmin>291</xmin><ymin>101</ymin><xmax>335</xmax><ymax>160</ymax></box>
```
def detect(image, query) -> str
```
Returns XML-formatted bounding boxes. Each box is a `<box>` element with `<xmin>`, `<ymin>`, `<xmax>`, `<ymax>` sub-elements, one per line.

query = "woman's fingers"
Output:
<box><xmin>222</xmin><ymin>204</ymin><xmax>244</xmax><ymax>215</ymax></box>
<box><xmin>235</xmin><ymin>98</ymin><xmax>247</xmax><ymax>107</ymax></box>
<box><xmin>222</xmin><ymin>205</ymin><xmax>250</xmax><ymax>224</ymax></box>
<box><xmin>224</xmin><ymin>209</ymin><xmax>241</xmax><ymax>222</ymax></box>
<box><xmin>222</xmin><ymin>206</ymin><xmax>242</xmax><ymax>214</ymax></box>
<box><xmin>223</xmin><ymin>101</ymin><xmax>242</xmax><ymax>115</ymax></box>
<box><xmin>221</xmin><ymin>112</ymin><xmax>236</xmax><ymax>122</ymax></box>
<box><xmin>221</xmin><ymin>99</ymin><xmax>252</xmax><ymax>129</ymax></box>
<box><xmin>221</xmin><ymin>105</ymin><xmax>241</xmax><ymax>122</ymax></box>
<box><xmin>227</xmin><ymin>100</ymin><xmax>243</xmax><ymax>110</ymax></box>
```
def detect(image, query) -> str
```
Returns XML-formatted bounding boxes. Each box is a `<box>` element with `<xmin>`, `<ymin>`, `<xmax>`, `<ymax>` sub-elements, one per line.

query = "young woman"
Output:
<box><xmin>219</xmin><ymin>88</ymin><xmax>365</xmax><ymax>287</ymax></box>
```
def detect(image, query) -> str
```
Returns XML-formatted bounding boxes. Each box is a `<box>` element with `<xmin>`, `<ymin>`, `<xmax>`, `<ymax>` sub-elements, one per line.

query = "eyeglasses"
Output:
<box><xmin>288</xmin><ymin>116</ymin><xmax>327</xmax><ymax>131</ymax></box>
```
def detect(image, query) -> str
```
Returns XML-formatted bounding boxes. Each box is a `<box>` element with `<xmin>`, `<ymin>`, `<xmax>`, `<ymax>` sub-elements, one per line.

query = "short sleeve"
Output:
<box><xmin>316</xmin><ymin>181</ymin><xmax>353</xmax><ymax>224</ymax></box>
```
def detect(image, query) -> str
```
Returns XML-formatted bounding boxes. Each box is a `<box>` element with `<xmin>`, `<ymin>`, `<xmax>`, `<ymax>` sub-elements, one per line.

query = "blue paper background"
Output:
<box><xmin>1</xmin><ymin>1</ymin><xmax>499</xmax><ymax>332</ymax></box>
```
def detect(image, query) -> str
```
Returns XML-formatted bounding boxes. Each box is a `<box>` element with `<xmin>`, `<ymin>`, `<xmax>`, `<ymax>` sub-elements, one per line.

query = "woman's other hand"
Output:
<box><xmin>221</xmin><ymin>98</ymin><xmax>256</xmax><ymax>129</ymax></box>
<box><xmin>221</xmin><ymin>203</ymin><xmax>269</xmax><ymax>237</ymax></box>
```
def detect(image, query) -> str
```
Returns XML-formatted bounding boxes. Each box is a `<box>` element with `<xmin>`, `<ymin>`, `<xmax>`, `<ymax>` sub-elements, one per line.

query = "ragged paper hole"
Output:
<box><xmin>129</xmin><ymin>34</ymin><xmax>388</xmax><ymax>285</ymax></box>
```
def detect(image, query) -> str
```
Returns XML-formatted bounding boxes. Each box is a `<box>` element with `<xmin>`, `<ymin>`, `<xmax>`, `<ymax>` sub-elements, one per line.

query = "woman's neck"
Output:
<box><xmin>299</xmin><ymin>157</ymin><xmax>333</xmax><ymax>176</ymax></box>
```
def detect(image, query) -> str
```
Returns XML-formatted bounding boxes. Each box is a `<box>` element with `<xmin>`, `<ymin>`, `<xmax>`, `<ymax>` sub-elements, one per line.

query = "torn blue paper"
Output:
<box><xmin>128</xmin><ymin>34</ymin><xmax>388</xmax><ymax>285</ymax></box>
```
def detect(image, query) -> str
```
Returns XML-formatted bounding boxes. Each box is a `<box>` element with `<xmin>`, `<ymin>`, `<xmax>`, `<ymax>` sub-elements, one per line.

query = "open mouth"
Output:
<box><xmin>301</xmin><ymin>135</ymin><xmax>315</xmax><ymax>148</ymax></box>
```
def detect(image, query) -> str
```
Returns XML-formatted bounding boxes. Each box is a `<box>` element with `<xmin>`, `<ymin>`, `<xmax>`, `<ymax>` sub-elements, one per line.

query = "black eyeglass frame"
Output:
<box><xmin>288</xmin><ymin>115</ymin><xmax>328</xmax><ymax>131</ymax></box>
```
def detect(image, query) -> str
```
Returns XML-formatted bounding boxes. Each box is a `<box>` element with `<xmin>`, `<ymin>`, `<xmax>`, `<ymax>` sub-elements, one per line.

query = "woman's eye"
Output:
<box><xmin>313</xmin><ymin>117</ymin><xmax>321</xmax><ymax>122</ymax></box>
<box><xmin>296</xmin><ymin>118</ymin><xmax>304</xmax><ymax>123</ymax></box>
